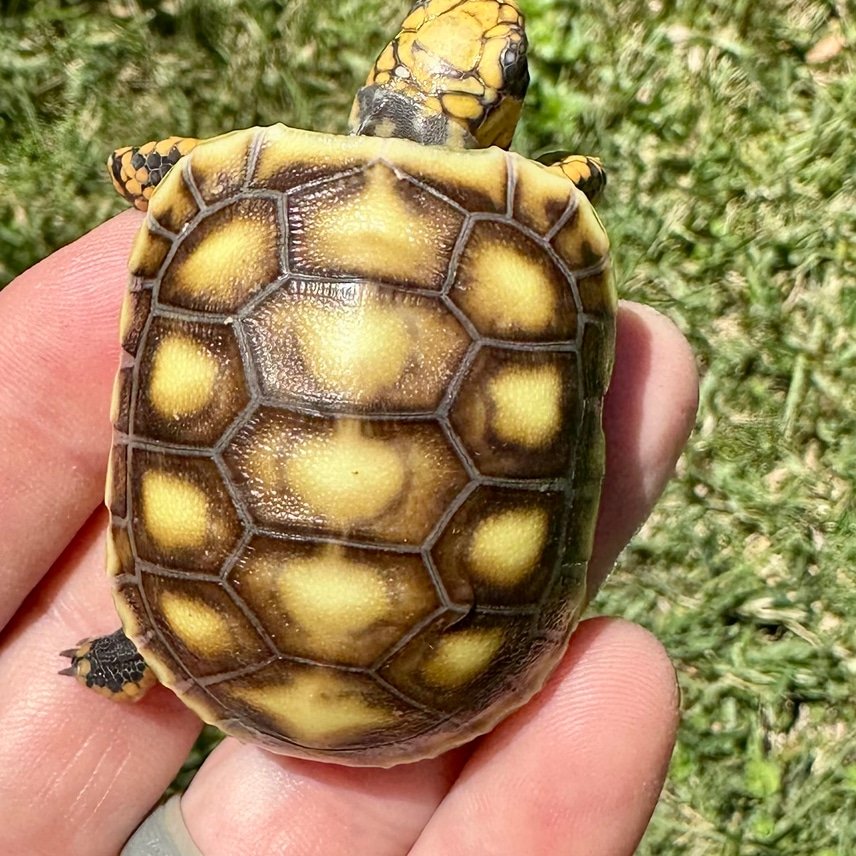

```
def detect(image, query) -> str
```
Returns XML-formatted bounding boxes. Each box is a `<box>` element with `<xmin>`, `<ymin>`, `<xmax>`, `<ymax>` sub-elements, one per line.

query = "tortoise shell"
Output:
<box><xmin>106</xmin><ymin>123</ymin><xmax>615</xmax><ymax>766</ymax></box>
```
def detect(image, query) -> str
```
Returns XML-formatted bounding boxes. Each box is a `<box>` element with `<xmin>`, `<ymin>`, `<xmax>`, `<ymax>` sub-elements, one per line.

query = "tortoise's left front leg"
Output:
<box><xmin>60</xmin><ymin>628</ymin><xmax>155</xmax><ymax>702</ymax></box>
<box><xmin>109</xmin><ymin>136</ymin><xmax>200</xmax><ymax>211</ymax></box>
<box><xmin>538</xmin><ymin>152</ymin><xmax>607</xmax><ymax>203</ymax></box>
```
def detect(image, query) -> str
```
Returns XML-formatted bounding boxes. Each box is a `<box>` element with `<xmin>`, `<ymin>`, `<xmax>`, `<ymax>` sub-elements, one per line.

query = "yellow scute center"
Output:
<box><xmin>295</xmin><ymin>302</ymin><xmax>411</xmax><ymax>399</ymax></box>
<box><xmin>141</xmin><ymin>470</ymin><xmax>209</xmax><ymax>550</ymax></box>
<box><xmin>159</xmin><ymin>591</ymin><xmax>233</xmax><ymax>657</ymax></box>
<box><xmin>423</xmin><ymin>628</ymin><xmax>504</xmax><ymax>688</ymax></box>
<box><xmin>148</xmin><ymin>334</ymin><xmax>218</xmax><ymax>417</ymax></box>
<box><xmin>469</xmin><ymin>507</ymin><xmax>549</xmax><ymax>585</ymax></box>
<box><xmin>467</xmin><ymin>243</ymin><xmax>556</xmax><ymax>334</ymax></box>
<box><xmin>278</xmin><ymin>550</ymin><xmax>391</xmax><ymax>641</ymax></box>
<box><xmin>297</xmin><ymin>164</ymin><xmax>454</xmax><ymax>289</ymax></box>
<box><xmin>490</xmin><ymin>364</ymin><xmax>563</xmax><ymax>447</ymax></box>
<box><xmin>172</xmin><ymin>215</ymin><xmax>277</xmax><ymax>307</ymax></box>
<box><xmin>232</xmin><ymin>671</ymin><xmax>393</xmax><ymax>745</ymax></box>
<box><xmin>286</xmin><ymin>423</ymin><xmax>405</xmax><ymax>525</ymax></box>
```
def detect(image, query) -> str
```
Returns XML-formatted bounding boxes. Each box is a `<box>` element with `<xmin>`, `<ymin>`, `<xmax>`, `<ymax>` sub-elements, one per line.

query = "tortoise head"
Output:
<box><xmin>349</xmin><ymin>0</ymin><xmax>528</xmax><ymax>150</ymax></box>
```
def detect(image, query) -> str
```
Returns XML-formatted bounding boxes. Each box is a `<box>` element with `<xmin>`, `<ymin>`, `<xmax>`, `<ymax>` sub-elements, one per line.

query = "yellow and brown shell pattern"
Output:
<box><xmin>108</xmin><ymin>122</ymin><xmax>615</xmax><ymax>765</ymax></box>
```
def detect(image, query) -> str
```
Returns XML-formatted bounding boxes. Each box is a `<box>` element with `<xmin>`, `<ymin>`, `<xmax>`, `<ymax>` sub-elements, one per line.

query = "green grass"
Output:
<box><xmin>2</xmin><ymin>0</ymin><xmax>854</xmax><ymax>852</ymax></box>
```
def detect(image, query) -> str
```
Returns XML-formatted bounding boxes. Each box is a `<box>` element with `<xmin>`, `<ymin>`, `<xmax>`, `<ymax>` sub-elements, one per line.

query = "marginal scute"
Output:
<box><xmin>105</xmin><ymin>524</ymin><xmax>134</xmax><ymax>578</ymax></box>
<box><xmin>106</xmin><ymin>444</ymin><xmax>128</xmax><ymax>518</ymax></box>
<box><xmin>244</xmin><ymin>281</ymin><xmax>470</xmax><ymax>411</ymax></box>
<box><xmin>110</xmin><ymin>367</ymin><xmax>133</xmax><ymax>434</ymax></box>
<box><xmin>147</xmin><ymin>169</ymin><xmax>200</xmax><ymax>233</ymax></box>
<box><xmin>159</xmin><ymin>198</ymin><xmax>282</xmax><ymax>313</ymax></box>
<box><xmin>551</xmin><ymin>195</ymin><xmax>610</xmax><ymax>272</ymax></box>
<box><xmin>230</xmin><ymin>539</ymin><xmax>438</xmax><ymax>666</ymax></box>
<box><xmin>576</xmin><ymin>265</ymin><xmax>617</xmax><ymax>315</ymax></box>
<box><xmin>536</xmin><ymin>561</ymin><xmax>588</xmax><ymax>636</ymax></box>
<box><xmin>451</xmin><ymin>219</ymin><xmax>576</xmax><ymax>340</ymax></box>
<box><xmin>389</xmin><ymin>142</ymin><xmax>508</xmax><ymax>213</ymax></box>
<box><xmin>118</xmin><ymin>289</ymin><xmax>152</xmax><ymax>356</ymax></box>
<box><xmin>288</xmin><ymin>162</ymin><xmax>464</xmax><ymax>290</ymax></box>
<box><xmin>128</xmin><ymin>226</ymin><xmax>172</xmax><ymax>279</ymax></box>
<box><xmin>512</xmin><ymin>158</ymin><xmax>577</xmax><ymax>235</ymax></box>
<box><xmin>580</xmin><ymin>320</ymin><xmax>615</xmax><ymax>396</ymax></box>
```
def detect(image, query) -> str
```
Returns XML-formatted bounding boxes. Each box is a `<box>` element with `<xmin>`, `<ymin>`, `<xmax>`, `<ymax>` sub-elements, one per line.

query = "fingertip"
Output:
<box><xmin>591</xmin><ymin>301</ymin><xmax>698</xmax><ymax>588</ymax></box>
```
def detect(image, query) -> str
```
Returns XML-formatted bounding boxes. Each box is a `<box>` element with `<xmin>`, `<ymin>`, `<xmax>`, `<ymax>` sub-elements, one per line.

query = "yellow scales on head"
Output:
<box><xmin>67</xmin><ymin>0</ymin><xmax>616</xmax><ymax>766</ymax></box>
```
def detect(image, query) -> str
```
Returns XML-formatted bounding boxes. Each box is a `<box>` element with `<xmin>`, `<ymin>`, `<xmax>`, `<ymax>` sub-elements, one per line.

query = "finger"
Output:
<box><xmin>590</xmin><ymin>301</ymin><xmax>698</xmax><ymax>593</ymax></box>
<box><xmin>0</xmin><ymin>211</ymin><xmax>142</xmax><ymax>630</ymax></box>
<box><xmin>0</xmin><ymin>508</ymin><xmax>202</xmax><ymax>856</ymax></box>
<box><xmin>409</xmin><ymin>618</ymin><xmax>679</xmax><ymax>856</ymax></box>
<box><xmin>181</xmin><ymin>741</ymin><xmax>466</xmax><ymax>856</ymax></box>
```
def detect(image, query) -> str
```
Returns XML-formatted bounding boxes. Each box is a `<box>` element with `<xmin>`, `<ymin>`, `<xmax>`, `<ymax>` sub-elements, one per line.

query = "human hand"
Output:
<box><xmin>0</xmin><ymin>211</ymin><xmax>697</xmax><ymax>855</ymax></box>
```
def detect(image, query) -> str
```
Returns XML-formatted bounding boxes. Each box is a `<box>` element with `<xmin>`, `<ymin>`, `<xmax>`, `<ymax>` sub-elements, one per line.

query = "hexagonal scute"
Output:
<box><xmin>450</xmin><ymin>347</ymin><xmax>582</xmax><ymax>478</ymax></box>
<box><xmin>229</xmin><ymin>536</ymin><xmax>440</xmax><ymax>667</ymax></box>
<box><xmin>132</xmin><ymin>315</ymin><xmax>250</xmax><ymax>447</ymax></box>
<box><xmin>243</xmin><ymin>279</ymin><xmax>470</xmax><ymax>412</ymax></box>
<box><xmin>379</xmin><ymin>611</ymin><xmax>534</xmax><ymax>713</ymax></box>
<box><xmin>129</xmin><ymin>449</ymin><xmax>244</xmax><ymax>573</ymax></box>
<box><xmin>209</xmin><ymin>660</ymin><xmax>439</xmax><ymax>752</ymax></box>
<box><xmin>158</xmin><ymin>198</ymin><xmax>283</xmax><ymax>313</ymax></box>
<box><xmin>223</xmin><ymin>409</ymin><xmax>469</xmax><ymax>544</ymax></box>
<box><xmin>431</xmin><ymin>486</ymin><xmax>566</xmax><ymax>608</ymax></box>
<box><xmin>138</xmin><ymin>573</ymin><xmax>271</xmax><ymax>679</ymax></box>
<box><xmin>287</xmin><ymin>162</ymin><xmax>465</xmax><ymax>290</ymax></box>
<box><xmin>450</xmin><ymin>219</ymin><xmax>577</xmax><ymax>342</ymax></box>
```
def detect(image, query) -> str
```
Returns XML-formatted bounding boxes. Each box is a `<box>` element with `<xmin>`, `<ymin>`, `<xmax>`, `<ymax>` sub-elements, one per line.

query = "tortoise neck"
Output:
<box><xmin>349</xmin><ymin>87</ymin><xmax>479</xmax><ymax>149</ymax></box>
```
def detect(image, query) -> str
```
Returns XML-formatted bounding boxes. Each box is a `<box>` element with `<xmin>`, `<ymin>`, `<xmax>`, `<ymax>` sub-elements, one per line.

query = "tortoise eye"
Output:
<box><xmin>500</xmin><ymin>34</ymin><xmax>529</xmax><ymax>100</ymax></box>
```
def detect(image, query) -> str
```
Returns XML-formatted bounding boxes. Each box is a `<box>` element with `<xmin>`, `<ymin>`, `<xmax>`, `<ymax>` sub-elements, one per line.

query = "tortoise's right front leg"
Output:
<box><xmin>109</xmin><ymin>136</ymin><xmax>200</xmax><ymax>211</ymax></box>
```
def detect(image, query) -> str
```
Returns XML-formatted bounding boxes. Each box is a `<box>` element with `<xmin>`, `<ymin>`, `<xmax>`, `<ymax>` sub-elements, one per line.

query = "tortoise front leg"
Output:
<box><xmin>538</xmin><ymin>152</ymin><xmax>607</xmax><ymax>203</ymax></box>
<box><xmin>108</xmin><ymin>136</ymin><xmax>200</xmax><ymax>211</ymax></box>
<box><xmin>60</xmin><ymin>628</ymin><xmax>155</xmax><ymax>702</ymax></box>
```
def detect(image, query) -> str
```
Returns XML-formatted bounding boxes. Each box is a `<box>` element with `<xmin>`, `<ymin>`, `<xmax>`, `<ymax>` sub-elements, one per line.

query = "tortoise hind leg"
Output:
<box><xmin>108</xmin><ymin>136</ymin><xmax>200</xmax><ymax>211</ymax></box>
<box><xmin>60</xmin><ymin>628</ymin><xmax>156</xmax><ymax>702</ymax></box>
<box><xmin>537</xmin><ymin>152</ymin><xmax>607</xmax><ymax>203</ymax></box>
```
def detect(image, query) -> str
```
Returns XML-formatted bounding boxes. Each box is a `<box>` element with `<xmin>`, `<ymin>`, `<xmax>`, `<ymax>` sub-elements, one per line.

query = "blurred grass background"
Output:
<box><xmin>1</xmin><ymin>0</ymin><xmax>854</xmax><ymax>852</ymax></box>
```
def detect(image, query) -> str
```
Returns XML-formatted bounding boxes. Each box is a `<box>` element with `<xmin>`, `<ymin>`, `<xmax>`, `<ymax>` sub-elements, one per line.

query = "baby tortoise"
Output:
<box><xmin>63</xmin><ymin>0</ymin><xmax>615</xmax><ymax>766</ymax></box>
